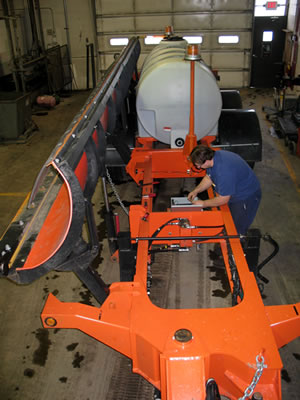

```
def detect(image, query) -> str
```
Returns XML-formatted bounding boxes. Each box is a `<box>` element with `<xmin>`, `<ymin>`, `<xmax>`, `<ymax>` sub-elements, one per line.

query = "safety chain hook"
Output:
<box><xmin>239</xmin><ymin>355</ymin><xmax>267</xmax><ymax>400</ymax></box>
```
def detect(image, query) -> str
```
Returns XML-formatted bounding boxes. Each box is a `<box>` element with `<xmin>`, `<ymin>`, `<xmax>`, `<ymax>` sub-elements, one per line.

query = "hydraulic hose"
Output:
<box><xmin>256</xmin><ymin>234</ymin><xmax>279</xmax><ymax>284</ymax></box>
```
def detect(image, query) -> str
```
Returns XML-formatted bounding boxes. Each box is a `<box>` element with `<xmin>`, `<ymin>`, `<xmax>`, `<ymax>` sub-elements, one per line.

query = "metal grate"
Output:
<box><xmin>46</xmin><ymin>45</ymin><xmax>72</xmax><ymax>92</ymax></box>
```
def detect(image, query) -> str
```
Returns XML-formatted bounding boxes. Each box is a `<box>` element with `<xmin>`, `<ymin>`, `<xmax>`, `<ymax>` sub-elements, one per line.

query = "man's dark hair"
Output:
<box><xmin>189</xmin><ymin>145</ymin><xmax>215</xmax><ymax>166</ymax></box>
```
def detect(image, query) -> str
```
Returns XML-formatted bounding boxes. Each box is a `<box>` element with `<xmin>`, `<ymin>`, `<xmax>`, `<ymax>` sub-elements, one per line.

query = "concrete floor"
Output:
<box><xmin>0</xmin><ymin>88</ymin><xmax>299</xmax><ymax>399</ymax></box>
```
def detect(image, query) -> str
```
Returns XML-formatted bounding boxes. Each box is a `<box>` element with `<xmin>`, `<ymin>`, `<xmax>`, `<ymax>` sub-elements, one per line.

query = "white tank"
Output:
<box><xmin>136</xmin><ymin>40</ymin><xmax>222</xmax><ymax>148</ymax></box>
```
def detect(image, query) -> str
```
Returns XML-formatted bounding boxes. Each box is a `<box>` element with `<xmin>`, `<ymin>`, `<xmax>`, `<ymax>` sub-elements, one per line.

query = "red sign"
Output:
<box><xmin>266</xmin><ymin>1</ymin><xmax>278</xmax><ymax>9</ymax></box>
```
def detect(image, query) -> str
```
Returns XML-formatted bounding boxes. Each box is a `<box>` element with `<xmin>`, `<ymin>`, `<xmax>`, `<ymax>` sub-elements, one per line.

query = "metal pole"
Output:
<box><xmin>133</xmin><ymin>235</ymin><xmax>242</xmax><ymax>242</ymax></box>
<box><xmin>101</xmin><ymin>176</ymin><xmax>110</xmax><ymax>213</ymax></box>
<box><xmin>63</xmin><ymin>0</ymin><xmax>72</xmax><ymax>62</ymax></box>
<box><xmin>86</xmin><ymin>40</ymin><xmax>90</xmax><ymax>90</ymax></box>
<box><xmin>189</xmin><ymin>59</ymin><xmax>195</xmax><ymax>136</ymax></box>
<box><xmin>91</xmin><ymin>43</ymin><xmax>96</xmax><ymax>88</ymax></box>
<box><xmin>183</xmin><ymin>44</ymin><xmax>200</xmax><ymax>156</ymax></box>
<box><xmin>34</xmin><ymin>0</ymin><xmax>46</xmax><ymax>52</ymax></box>
<box><xmin>1</xmin><ymin>0</ymin><xmax>19</xmax><ymax>90</ymax></box>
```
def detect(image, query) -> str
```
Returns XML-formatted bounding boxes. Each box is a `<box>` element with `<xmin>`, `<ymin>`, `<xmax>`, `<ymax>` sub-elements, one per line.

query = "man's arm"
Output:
<box><xmin>193</xmin><ymin>194</ymin><xmax>230</xmax><ymax>208</ymax></box>
<box><xmin>187</xmin><ymin>175</ymin><xmax>212</xmax><ymax>202</ymax></box>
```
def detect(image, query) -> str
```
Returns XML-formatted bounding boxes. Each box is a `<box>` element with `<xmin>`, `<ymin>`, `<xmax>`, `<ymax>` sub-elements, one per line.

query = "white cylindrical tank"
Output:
<box><xmin>136</xmin><ymin>40</ymin><xmax>222</xmax><ymax>148</ymax></box>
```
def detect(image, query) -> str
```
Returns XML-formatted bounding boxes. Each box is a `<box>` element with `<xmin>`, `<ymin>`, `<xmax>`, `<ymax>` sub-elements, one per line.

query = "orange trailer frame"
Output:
<box><xmin>42</xmin><ymin>136</ymin><xmax>300</xmax><ymax>399</ymax></box>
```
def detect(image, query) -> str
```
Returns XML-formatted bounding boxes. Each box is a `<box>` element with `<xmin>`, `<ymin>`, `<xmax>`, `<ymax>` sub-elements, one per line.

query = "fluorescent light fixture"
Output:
<box><xmin>263</xmin><ymin>31</ymin><xmax>273</xmax><ymax>42</ymax></box>
<box><xmin>183</xmin><ymin>36</ymin><xmax>203</xmax><ymax>44</ymax></box>
<box><xmin>218</xmin><ymin>35</ymin><xmax>239</xmax><ymax>44</ymax></box>
<box><xmin>144</xmin><ymin>36</ymin><xmax>163</xmax><ymax>45</ymax></box>
<box><xmin>110</xmin><ymin>38</ymin><xmax>129</xmax><ymax>46</ymax></box>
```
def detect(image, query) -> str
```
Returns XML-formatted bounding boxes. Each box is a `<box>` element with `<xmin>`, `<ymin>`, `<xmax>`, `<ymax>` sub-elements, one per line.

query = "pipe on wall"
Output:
<box><xmin>62</xmin><ymin>0</ymin><xmax>72</xmax><ymax>62</ymax></box>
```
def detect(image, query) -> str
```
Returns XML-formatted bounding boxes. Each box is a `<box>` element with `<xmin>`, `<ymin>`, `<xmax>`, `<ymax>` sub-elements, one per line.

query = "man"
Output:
<box><xmin>187</xmin><ymin>145</ymin><xmax>261</xmax><ymax>235</ymax></box>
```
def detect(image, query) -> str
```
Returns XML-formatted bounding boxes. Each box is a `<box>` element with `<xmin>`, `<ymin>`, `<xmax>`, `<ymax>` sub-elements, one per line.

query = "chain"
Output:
<box><xmin>105</xmin><ymin>167</ymin><xmax>129</xmax><ymax>216</ymax></box>
<box><xmin>239</xmin><ymin>355</ymin><xmax>267</xmax><ymax>400</ymax></box>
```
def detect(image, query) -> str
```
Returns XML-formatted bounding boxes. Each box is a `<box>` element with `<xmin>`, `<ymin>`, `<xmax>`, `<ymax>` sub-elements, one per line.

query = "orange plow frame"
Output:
<box><xmin>42</xmin><ymin>139</ymin><xmax>300</xmax><ymax>400</ymax></box>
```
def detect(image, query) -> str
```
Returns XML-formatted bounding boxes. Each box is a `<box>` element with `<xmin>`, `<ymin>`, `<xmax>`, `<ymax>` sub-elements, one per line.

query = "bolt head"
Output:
<box><xmin>174</xmin><ymin>329</ymin><xmax>193</xmax><ymax>343</ymax></box>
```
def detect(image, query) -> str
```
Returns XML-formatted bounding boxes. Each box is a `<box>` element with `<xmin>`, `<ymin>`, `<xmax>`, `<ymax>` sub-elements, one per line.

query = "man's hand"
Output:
<box><xmin>192</xmin><ymin>199</ymin><xmax>204</xmax><ymax>207</ymax></box>
<box><xmin>187</xmin><ymin>190</ymin><xmax>198</xmax><ymax>202</ymax></box>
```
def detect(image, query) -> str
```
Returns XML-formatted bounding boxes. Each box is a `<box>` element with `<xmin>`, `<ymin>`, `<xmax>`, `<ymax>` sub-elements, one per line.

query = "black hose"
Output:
<box><xmin>256</xmin><ymin>234</ymin><xmax>279</xmax><ymax>284</ymax></box>
<box><xmin>148</xmin><ymin>217</ymin><xmax>180</xmax><ymax>249</ymax></box>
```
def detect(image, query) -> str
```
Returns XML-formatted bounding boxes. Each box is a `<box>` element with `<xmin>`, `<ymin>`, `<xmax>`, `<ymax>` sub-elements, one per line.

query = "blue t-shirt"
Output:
<box><xmin>206</xmin><ymin>150</ymin><xmax>261</xmax><ymax>203</ymax></box>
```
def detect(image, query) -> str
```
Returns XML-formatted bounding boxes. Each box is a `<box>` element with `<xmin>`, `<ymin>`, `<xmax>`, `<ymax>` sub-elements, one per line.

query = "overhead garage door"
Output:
<box><xmin>95</xmin><ymin>0</ymin><xmax>254</xmax><ymax>88</ymax></box>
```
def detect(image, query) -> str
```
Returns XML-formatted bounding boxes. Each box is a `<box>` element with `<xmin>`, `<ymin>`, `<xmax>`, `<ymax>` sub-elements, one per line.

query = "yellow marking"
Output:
<box><xmin>277</xmin><ymin>143</ymin><xmax>300</xmax><ymax>196</ymax></box>
<box><xmin>0</xmin><ymin>192</ymin><xmax>28</xmax><ymax>197</ymax></box>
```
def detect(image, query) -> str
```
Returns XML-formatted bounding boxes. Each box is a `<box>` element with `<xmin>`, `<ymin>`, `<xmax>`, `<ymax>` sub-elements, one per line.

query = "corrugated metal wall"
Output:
<box><xmin>95</xmin><ymin>0</ymin><xmax>254</xmax><ymax>88</ymax></box>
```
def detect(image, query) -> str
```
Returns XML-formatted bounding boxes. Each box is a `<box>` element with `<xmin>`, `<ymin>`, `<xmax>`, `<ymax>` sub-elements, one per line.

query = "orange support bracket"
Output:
<box><xmin>41</xmin><ymin>286</ymin><xmax>300</xmax><ymax>399</ymax></box>
<box><xmin>265</xmin><ymin>303</ymin><xmax>300</xmax><ymax>348</ymax></box>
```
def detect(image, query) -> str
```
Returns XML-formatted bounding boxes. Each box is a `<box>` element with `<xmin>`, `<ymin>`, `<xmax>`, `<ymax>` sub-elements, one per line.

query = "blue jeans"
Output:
<box><xmin>229</xmin><ymin>190</ymin><xmax>262</xmax><ymax>235</ymax></box>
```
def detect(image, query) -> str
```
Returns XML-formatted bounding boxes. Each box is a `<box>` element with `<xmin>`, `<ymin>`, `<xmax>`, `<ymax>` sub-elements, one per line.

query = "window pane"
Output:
<box><xmin>263</xmin><ymin>31</ymin><xmax>273</xmax><ymax>42</ymax></box>
<box><xmin>218</xmin><ymin>35</ymin><xmax>239</xmax><ymax>44</ymax></box>
<box><xmin>110</xmin><ymin>38</ymin><xmax>129</xmax><ymax>46</ymax></box>
<box><xmin>144</xmin><ymin>36</ymin><xmax>163</xmax><ymax>45</ymax></box>
<box><xmin>183</xmin><ymin>36</ymin><xmax>203</xmax><ymax>44</ymax></box>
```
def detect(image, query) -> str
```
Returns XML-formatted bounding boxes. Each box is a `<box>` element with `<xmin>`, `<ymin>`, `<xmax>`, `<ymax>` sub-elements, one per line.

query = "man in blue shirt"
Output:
<box><xmin>187</xmin><ymin>145</ymin><xmax>261</xmax><ymax>235</ymax></box>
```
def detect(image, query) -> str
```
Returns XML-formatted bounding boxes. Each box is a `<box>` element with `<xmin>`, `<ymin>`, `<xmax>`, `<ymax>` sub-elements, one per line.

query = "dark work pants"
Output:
<box><xmin>229</xmin><ymin>189</ymin><xmax>262</xmax><ymax>235</ymax></box>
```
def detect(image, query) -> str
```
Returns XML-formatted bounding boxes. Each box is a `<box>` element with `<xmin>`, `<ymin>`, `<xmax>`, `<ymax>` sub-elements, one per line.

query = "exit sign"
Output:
<box><xmin>266</xmin><ymin>1</ymin><xmax>278</xmax><ymax>9</ymax></box>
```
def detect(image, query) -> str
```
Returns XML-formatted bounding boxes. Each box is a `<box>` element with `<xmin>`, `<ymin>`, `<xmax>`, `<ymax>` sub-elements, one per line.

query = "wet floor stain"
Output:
<box><xmin>72</xmin><ymin>352</ymin><xmax>84</xmax><ymax>368</ymax></box>
<box><xmin>207</xmin><ymin>264</ymin><xmax>231</xmax><ymax>299</ymax></box>
<box><xmin>91</xmin><ymin>204</ymin><xmax>108</xmax><ymax>270</ymax></box>
<box><xmin>24</xmin><ymin>368</ymin><xmax>35</xmax><ymax>378</ymax></box>
<box><xmin>209</xmin><ymin>249</ymin><xmax>221</xmax><ymax>261</ymax></box>
<box><xmin>59</xmin><ymin>376</ymin><xmax>68</xmax><ymax>383</ymax></box>
<box><xmin>281</xmin><ymin>369</ymin><xmax>291</xmax><ymax>383</ymax></box>
<box><xmin>52</xmin><ymin>274</ymin><xmax>59</xmax><ymax>279</ymax></box>
<box><xmin>52</xmin><ymin>289</ymin><xmax>59</xmax><ymax>296</ymax></box>
<box><xmin>207</xmin><ymin>246</ymin><xmax>233</xmax><ymax>298</ymax></box>
<box><xmin>79</xmin><ymin>287</ymin><xmax>93</xmax><ymax>306</ymax></box>
<box><xmin>91</xmin><ymin>240</ymin><xmax>103</xmax><ymax>270</ymax></box>
<box><xmin>66</xmin><ymin>342</ymin><xmax>79</xmax><ymax>352</ymax></box>
<box><xmin>32</xmin><ymin>328</ymin><xmax>52</xmax><ymax>366</ymax></box>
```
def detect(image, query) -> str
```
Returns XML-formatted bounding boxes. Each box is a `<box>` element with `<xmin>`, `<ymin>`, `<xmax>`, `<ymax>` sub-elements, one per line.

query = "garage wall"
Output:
<box><xmin>0</xmin><ymin>0</ymin><xmax>256</xmax><ymax>89</ymax></box>
<box><xmin>39</xmin><ymin>0</ymin><xmax>96</xmax><ymax>90</ymax></box>
<box><xmin>95</xmin><ymin>0</ymin><xmax>254</xmax><ymax>88</ymax></box>
<box><xmin>0</xmin><ymin>19</ymin><xmax>11</xmax><ymax>76</ymax></box>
